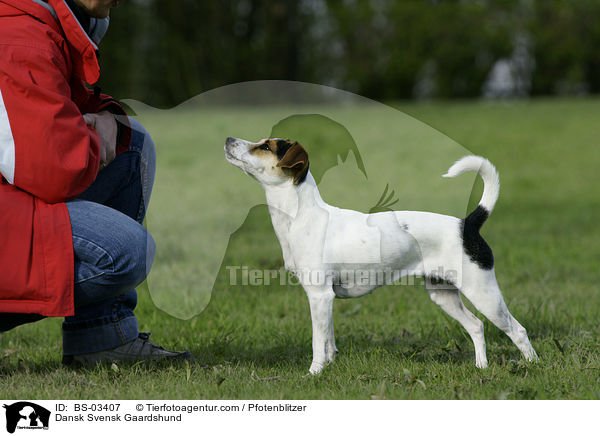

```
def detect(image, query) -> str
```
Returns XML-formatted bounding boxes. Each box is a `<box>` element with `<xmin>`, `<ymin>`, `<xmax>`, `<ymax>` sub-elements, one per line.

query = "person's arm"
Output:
<box><xmin>0</xmin><ymin>43</ymin><xmax>101</xmax><ymax>203</ymax></box>
<box><xmin>72</xmin><ymin>82</ymin><xmax>132</xmax><ymax>156</ymax></box>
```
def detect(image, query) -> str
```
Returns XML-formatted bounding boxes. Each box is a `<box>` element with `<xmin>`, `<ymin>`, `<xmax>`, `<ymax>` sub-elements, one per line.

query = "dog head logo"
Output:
<box><xmin>270</xmin><ymin>114</ymin><xmax>367</xmax><ymax>185</ymax></box>
<box><xmin>3</xmin><ymin>402</ymin><xmax>50</xmax><ymax>434</ymax></box>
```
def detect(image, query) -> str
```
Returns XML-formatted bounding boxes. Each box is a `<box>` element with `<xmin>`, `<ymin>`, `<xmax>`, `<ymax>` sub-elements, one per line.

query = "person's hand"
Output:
<box><xmin>83</xmin><ymin>111</ymin><xmax>117</xmax><ymax>170</ymax></box>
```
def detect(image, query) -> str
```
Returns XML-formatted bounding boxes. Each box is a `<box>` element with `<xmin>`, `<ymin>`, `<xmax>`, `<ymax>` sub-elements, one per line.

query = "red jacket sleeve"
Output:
<box><xmin>0</xmin><ymin>43</ymin><xmax>101</xmax><ymax>203</ymax></box>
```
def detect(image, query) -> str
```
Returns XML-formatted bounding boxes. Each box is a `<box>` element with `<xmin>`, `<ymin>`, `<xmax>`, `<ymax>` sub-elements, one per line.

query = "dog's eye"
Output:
<box><xmin>259</xmin><ymin>142</ymin><xmax>271</xmax><ymax>151</ymax></box>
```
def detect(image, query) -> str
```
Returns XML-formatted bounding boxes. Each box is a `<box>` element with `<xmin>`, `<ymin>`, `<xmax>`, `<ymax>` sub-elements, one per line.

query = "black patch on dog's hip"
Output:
<box><xmin>461</xmin><ymin>205</ymin><xmax>494</xmax><ymax>270</ymax></box>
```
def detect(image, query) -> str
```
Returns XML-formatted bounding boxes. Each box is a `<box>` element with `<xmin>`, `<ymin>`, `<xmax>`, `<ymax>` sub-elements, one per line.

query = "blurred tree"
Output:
<box><xmin>99</xmin><ymin>0</ymin><xmax>321</xmax><ymax>107</ymax></box>
<box><xmin>529</xmin><ymin>0</ymin><xmax>600</xmax><ymax>95</ymax></box>
<box><xmin>96</xmin><ymin>0</ymin><xmax>600</xmax><ymax>107</ymax></box>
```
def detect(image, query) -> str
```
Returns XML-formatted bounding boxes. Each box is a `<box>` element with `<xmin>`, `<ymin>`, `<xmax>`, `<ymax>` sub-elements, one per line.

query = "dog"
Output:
<box><xmin>224</xmin><ymin>136</ymin><xmax>538</xmax><ymax>374</ymax></box>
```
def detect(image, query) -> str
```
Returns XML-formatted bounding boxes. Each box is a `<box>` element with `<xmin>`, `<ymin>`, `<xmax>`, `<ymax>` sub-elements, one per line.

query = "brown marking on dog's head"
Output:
<box><xmin>275</xmin><ymin>140</ymin><xmax>309</xmax><ymax>185</ymax></box>
<box><xmin>250</xmin><ymin>138</ymin><xmax>309</xmax><ymax>184</ymax></box>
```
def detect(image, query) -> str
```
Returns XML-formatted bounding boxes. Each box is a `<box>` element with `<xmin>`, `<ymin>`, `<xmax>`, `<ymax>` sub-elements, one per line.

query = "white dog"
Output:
<box><xmin>225</xmin><ymin>136</ymin><xmax>538</xmax><ymax>374</ymax></box>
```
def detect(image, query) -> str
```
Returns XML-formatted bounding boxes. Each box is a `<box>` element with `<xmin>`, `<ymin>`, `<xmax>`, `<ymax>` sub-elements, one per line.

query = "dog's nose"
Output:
<box><xmin>226</xmin><ymin>136</ymin><xmax>236</xmax><ymax>146</ymax></box>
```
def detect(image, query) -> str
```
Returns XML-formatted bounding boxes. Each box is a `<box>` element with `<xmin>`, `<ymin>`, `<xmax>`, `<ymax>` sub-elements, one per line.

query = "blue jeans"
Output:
<box><xmin>0</xmin><ymin>118</ymin><xmax>156</xmax><ymax>356</ymax></box>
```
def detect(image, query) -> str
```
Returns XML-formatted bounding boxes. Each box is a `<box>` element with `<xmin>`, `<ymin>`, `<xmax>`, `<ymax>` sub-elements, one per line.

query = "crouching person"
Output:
<box><xmin>0</xmin><ymin>0</ymin><xmax>193</xmax><ymax>365</ymax></box>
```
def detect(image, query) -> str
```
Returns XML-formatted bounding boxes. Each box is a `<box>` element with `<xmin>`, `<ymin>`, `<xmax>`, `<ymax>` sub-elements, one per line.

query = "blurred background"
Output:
<box><xmin>99</xmin><ymin>0</ymin><xmax>600</xmax><ymax>107</ymax></box>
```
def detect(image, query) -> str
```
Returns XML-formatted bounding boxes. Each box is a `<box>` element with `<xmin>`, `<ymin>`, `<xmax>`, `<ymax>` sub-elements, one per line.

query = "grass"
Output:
<box><xmin>1</xmin><ymin>96</ymin><xmax>599</xmax><ymax>399</ymax></box>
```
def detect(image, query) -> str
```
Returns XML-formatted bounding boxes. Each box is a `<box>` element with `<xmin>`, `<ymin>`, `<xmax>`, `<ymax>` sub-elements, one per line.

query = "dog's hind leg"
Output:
<box><xmin>304</xmin><ymin>286</ymin><xmax>337</xmax><ymax>374</ymax></box>
<box><xmin>427</xmin><ymin>286</ymin><xmax>488</xmax><ymax>368</ymax></box>
<box><xmin>458</xmin><ymin>269</ymin><xmax>538</xmax><ymax>363</ymax></box>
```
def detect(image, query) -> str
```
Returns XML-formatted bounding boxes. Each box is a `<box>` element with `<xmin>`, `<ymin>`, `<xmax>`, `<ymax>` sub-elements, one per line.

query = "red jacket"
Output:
<box><xmin>0</xmin><ymin>0</ymin><xmax>129</xmax><ymax>316</ymax></box>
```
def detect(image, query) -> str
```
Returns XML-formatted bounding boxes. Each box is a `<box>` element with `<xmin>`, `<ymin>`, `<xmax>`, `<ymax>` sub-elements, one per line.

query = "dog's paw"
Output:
<box><xmin>475</xmin><ymin>357</ymin><xmax>488</xmax><ymax>369</ymax></box>
<box><xmin>325</xmin><ymin>344</ymin><xmax>337</xmax><ymax>363</ymax></box>
<box><xmin>308</xmin><ymin>361</ymin><xmax>325</xmax><ymax>375</ymax></box>
<box><xmin>524</xmin><ymin>348</ymin><xmax>539</xmax><ymax>362</ymax></box>
<box><xmin>325</xmin><ymin>351</ymin><xmax>337</xmax><ymax>363</ymax></box>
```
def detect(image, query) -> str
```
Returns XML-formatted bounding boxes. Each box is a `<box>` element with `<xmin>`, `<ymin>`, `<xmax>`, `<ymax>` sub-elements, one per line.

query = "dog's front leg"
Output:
<box><xmin>305</xmin><ymin>286</ymin><xmax>336</xmax><ymax>375</ymax></box>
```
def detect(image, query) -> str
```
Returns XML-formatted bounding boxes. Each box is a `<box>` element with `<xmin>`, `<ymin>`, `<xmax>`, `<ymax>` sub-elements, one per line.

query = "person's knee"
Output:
<box><xmin>132</xmin><ymin>225</ymin><xmax>155</xmax><ymax>285</ymax></box>
<box><xmin>113</xmin><ymin>223</ymin><xmax>156</xmax><ymax>288</ymax></box>
<box><xmin>145</xmin><ymin>230</ymin><xmax>157</xmax><ymax>276</ymax></box>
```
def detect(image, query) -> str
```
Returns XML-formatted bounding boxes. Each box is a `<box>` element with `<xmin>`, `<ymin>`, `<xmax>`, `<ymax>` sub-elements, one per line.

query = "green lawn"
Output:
<box><xmin>1</xmin><ymin>97</ymin><xmax>599</xmax><ymax>399</ymax></box>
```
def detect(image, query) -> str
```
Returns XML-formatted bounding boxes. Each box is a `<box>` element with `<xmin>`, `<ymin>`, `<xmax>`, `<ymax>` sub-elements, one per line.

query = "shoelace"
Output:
<box><xmin>136</xmin><ymin>332</ymin><xmax>167</xmax><ymax>352</ymax></box>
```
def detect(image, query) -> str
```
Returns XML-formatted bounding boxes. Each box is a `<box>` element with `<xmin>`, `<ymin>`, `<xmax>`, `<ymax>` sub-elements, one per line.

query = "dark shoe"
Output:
<box><xmin>62</xmin><ymin>332</ymin><xmax>195</xmax><ymax>366</ymax></box>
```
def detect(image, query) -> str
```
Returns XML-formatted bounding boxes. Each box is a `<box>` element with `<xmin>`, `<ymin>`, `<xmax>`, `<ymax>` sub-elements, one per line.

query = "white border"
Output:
<box><xmin>0</xmin><ymin>400</ymin><xmax>595</xmax><ymax>436</ymax></box>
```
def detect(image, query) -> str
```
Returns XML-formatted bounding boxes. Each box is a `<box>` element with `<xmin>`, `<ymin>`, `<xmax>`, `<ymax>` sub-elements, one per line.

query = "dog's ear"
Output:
<box><xmin>277</xmin><ymin>141</ymin><xmax>309</xmax><ymax>185</ymax></box>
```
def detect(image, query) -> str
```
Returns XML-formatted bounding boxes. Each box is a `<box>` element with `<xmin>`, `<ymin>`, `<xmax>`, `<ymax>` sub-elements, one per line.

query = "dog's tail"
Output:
<box><xmin>443</xmin><ymin>155</ymin><xmax>499</xmax><ymax>225</ymax></box>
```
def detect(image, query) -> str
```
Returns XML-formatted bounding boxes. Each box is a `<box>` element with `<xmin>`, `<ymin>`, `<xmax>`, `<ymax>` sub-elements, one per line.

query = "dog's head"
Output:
<box><xmin>225</xmin><ymin>137</ymin><xmax>309</xmax><ymax>187</ymax></box>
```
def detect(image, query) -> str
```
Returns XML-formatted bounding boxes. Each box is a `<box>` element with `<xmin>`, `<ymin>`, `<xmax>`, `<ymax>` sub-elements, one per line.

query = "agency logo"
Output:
<box><xmin>2</xmin><ymin>402</ymin><xmax>50</xmax><ymax>434</ymax></box>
